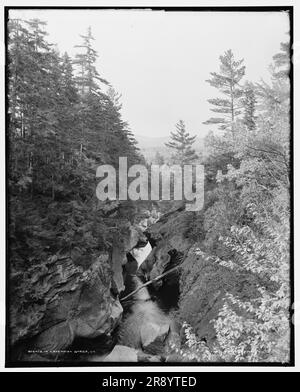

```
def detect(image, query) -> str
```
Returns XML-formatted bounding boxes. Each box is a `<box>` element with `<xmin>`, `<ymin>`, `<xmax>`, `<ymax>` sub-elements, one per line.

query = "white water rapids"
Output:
<box><xmin>131</xmin><ymin>241</ymin><xmax>152</xmax><ymax>268</ymax></box>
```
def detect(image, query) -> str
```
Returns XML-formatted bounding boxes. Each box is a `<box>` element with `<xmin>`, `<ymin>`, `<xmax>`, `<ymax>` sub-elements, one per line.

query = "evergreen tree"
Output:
<box><xmin>203</xmin><ymin>49</ymin><xmax>245</xmax><ymax>135</ymax></box>
<box><xmin>73</xmin><ymin>27</ymin><xmax>108</xmax><ymax>159</ymax></box>
<box><xmin>57</xmin><ymin>52</ymin><xmax>80</xmax><ymax>150</ymax></box>
<box><xmin>8</xmin><ymin>19</ymin><xmax>142</xmax><ymax>273</ymax></box>
<box><xmin>8</xmin><ymin>18</ymin><xmax>63</xmax><ymax>198</ymax></box>
<box><xmin>103</xmin><ymin>87</ymin><xmax>140</xmax><ymax>166</ymax></box>
<box><xmin>242</xmin><ymin>82</ymin><xmax>257</xmax><ymax>131</ymax></box>
<box><xmin>8</xmin><ymin>18</ymin><xmax>30</xmax><ymax>136</ymax></box>
<box><xmin>165</xmin><ymin>120</ymin><xmax>198</xmax><ymax>164</ymax></box>
<box><xmin>272</xmin><ymin>42</ymin><xmax>290</xmax><ymax>79</ymax></box>
<box><xmin>153</xmin><ymin>151</ymin><xmax>165</xmax><ymax>165</ymax></box>
<box><xmin>74</xmin><ymin>26</ymin><xmax>108</xmax><ymax>95</ymax></box>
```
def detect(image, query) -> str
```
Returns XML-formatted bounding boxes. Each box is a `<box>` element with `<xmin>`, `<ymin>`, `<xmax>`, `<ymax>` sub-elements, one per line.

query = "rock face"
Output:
<box><xmin>137</xmin><ymin>350</ymin><xmax>162</xmax><ymax>362</ymax></box>
<box><xmin>141</xmin><ymin>322</ymin><xmax>170</xmax><ymax>354</ymax></box>
<box><xmin>9</xmin><ymin>224</ymin><xmax>146</xmax><ymax>361</ymax></box>
<box><xmin>103</xmin><ymin>345</ymin><xmax>138</xmax><ymax>362</ymax></box>
<box><xmin>111</xmin><ymin>225</ymin><xmax>147</xmax><ymax>294</ymax></box>
<box><xmin>178</xmin><ymin>248</ymin><xmax>260</xmax><ymax>342</ymax></box>
<box><xmin>89</xmin><ymin>346</ymin><xmax>164</xmax><ymax>363</ymax></box>
<box><xmin>10</xmin><ymin>254</ymin><xmax>122</xmax><ymax>359</ymax></box>
<box><xmin>138</xmin><ymin>207</ymin><xmax>193</xmax><ymax>287</ymax></box>
<box><xmin>138</xmin><ymin>206</ymin><xmax>260</xmax><ymax>345</ymax></box>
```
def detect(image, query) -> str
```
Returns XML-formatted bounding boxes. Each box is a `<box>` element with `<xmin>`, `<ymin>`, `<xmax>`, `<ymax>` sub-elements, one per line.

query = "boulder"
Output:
<box><xmin>137</xmin><ymin>350</ymin><xmax>163</xmax><ymax>362</ymax></box>
<box><xmin>9</xmin><ymin>254</ymin><xmax>122</xmax><ymax>360</ymax></box>
<box><xmin>111</xmin><ymin>224</ymin><xmax>147</xmax><ymax>294</ymax></box>
<box><xmin>103</xmin><ymin>345</ymin><xmax>138</xmax><ymax>362</ymax></box>
<box><xmin>9</xmin><ymin>222</ymin><xmax>149</xmax><ymax>361</ymax></box>
<box><xmin>33</xmin><ymin>321</ymin><xmax>75</xmax><ymax>354</ymax></box>
<box><xmin>111</xmin><ymin>246</ymin><xmax>127</xmax><ymax>293</ymax></box>
<box><xmin>165</xmin><ymin>331</ymin><xmax>181</xmax><ymax>354</ymax></box>
<box><xmin>141</xmin><ymin>322</ymin><xmax>170</xmax><ymax>354</ymax></box>
<box><xmin>138</xmin><ymin>207</ymin><xmax>190</xmax><ymax>287</ymax></box>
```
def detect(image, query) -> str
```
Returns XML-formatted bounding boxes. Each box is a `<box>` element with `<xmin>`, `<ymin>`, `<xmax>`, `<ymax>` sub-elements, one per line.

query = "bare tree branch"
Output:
<box><xmin>120</xmin><ymin>265</ymin><xmax>181</xmax><ymax>302</ymax></box>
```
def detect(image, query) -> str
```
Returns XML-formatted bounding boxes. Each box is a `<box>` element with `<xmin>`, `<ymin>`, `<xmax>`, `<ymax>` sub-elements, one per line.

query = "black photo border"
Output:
<box><xmin>4</xmin><ymin>5</ymin><xmax>295</xmax><ymax>368</ymax></box>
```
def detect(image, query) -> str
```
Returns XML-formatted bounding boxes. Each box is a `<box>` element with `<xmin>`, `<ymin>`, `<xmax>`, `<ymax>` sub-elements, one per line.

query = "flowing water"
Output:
<box><xmin>85</xmin><ymin>241</ymin><xmax>173</xmax><ymax>362</ymax></box>
<box><xmin>131</xmin><ymin>241</ymin><xmax>152</xmax><ymax>268</ymax></box>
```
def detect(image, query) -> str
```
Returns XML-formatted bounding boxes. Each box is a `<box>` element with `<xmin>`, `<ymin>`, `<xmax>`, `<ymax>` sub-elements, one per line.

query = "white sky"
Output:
<box><xmin>9</xmin><ymin>9</ymin><xmax>290</xmax><ymax>138</ymax></box>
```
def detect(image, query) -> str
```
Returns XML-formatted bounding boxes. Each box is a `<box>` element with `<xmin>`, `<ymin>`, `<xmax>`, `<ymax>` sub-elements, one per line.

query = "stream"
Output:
<box><xmin>85</xmin><ymin>240</ymin><xmax>177</xmax><ymax>362</ymax></box>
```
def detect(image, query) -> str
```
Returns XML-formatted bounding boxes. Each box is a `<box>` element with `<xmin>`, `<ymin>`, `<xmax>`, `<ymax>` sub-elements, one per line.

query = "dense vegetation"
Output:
<box><xmin>165</xmin><ymin>120</ymin><xmax>198</xmax><ymax>164</ymax></box>
<box><xmin>8</xmin><ymin>19</ymin><xmax>143</xmax><ymax>273</ymax></box>
<box><xmin>171</xmin><ymin>44</ymin><xmax>291</xmax><ymax>362</ymax></box>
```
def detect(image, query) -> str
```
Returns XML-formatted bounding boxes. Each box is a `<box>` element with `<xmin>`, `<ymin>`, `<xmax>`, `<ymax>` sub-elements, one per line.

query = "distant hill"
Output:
<box><xmin>135</xmin><ymin>134</ymin><xmax>204</xmax><ymax>163</ymax></box>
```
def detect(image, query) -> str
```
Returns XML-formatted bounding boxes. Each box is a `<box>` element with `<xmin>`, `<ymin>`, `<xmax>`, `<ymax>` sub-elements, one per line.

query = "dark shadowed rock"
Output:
<box><xmin>9</xmin><ymin>224</ymin><xmax>146</xmax><ymax>360</ymax></box>
<box><xmin>10</xmin><ymin>255</ymin><xmax>123</xmax><ymax>359</ymax></box>
<box><xmin>138</xmin><ymin>207</ymin><xmax>192</xmax><ymax>287</ymax></box>
<box><xmin>138</xmin><ymin>207</ymin><xmax>261</xmax><ymax>345</ymax></box>
<box><xmin>137</xmin><ymin>350</ymin><xmax>163</xmax><ymax>362</ymax></box>
<box><xmin>33</xmin><ymin>321</ymin><xmax>75</xmax><ymax>353</ymax></box>
<box><xmin>111</xmin><ymin>224</ymin><xmax>147</xmax><ymax>294</ymax></box>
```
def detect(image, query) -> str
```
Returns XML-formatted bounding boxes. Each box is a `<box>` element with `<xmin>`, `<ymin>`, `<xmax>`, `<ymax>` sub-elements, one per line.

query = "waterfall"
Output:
<box><xmin>131</xmin><ymin>241</ymin><xmax>152</xmax><ymax>268</ymax></box>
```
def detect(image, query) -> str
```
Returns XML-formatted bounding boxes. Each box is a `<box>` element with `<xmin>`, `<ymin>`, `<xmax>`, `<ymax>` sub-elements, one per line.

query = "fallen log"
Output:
<box><xmin>120</xmin><ymin>265</ymin><xmax>181</xmax><ymax>302</ymax></box>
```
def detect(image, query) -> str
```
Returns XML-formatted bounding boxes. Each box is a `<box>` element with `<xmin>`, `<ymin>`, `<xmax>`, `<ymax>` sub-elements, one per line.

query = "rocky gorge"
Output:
<box><xmin>8</xmin><ymin>220</ymin><xmax>148</xmax><ymax>361</ymax></box>
<box><xmin>8</xmin><ymin>202</ymin><xmax>274</xmax><ymax>364</ymax></box>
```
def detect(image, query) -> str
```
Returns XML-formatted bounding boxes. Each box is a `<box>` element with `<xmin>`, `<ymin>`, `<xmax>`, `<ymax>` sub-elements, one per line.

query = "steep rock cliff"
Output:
<box><xmin>9</xmin><ymin>224</ymin><xmax>146</xmax><ymax>360</ymax></box>
<box><xmin>138</xmin><ymin>207</ymin><xmax>260</xmax><ymax>344</ymax></box>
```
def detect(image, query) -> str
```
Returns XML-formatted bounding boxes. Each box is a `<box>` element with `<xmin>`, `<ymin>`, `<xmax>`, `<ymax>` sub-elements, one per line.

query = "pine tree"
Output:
<box><xmin>272</xmin><ymin>42</ymin><xmax>290</xmax><ymax>79</ymax></box>
<box><xmin>55</xmin><ymin>52</ymin><xmax>80</xmax><ymax>169</ymax></box>
<box><xmin>165</xmin><ymin>120</ymin><xmax>198</xmax><ymax>164</ymax></box>
<box><xmin>103</xmin><ymin>87</ymin><xmax>140</xmax><ymax>166</ymax></box>
<box><xmin>8</xmin><ymin>18</ymin><xmax>62</xmax><ymax>198</ymax></box>
<box><xmin>8</xmin><ymin>18</ymin><xmax>30</xmax><ymax>136</ymax></box>
<box><xmin>74</xmin><ymin>26</ymin><xmax>108</xmax><ymax>95</ymax></box>
<box><xmin>24</xmin><ymin>19</ymin><xmax>56</xmax><ymax>137</ymax></box>
<box><xmin>8</xmin><ymin>18</ymin><xmax>53</xmax><ymax>139</ymax></box>
<box><xmin>203</xmin><ymin>49</ymin><xmax>245</xmax><ymax>135</ymax></box>
<box><xmin>242</xmin><ymin>82</ymin><xmax>257</xmax><ymax>131</ymax></box>
<box><xmin>153</xmin><ymin>151</ymin><xmax>165</xmax><ymax>165</ymax></box>
<box><xmin>73</xmin><ymin>27</ymin><xmax>109</xmax><ymax>159</ymax></box>
<box><xmin>8</xmin><ymin>18</ymin><xmax>142</xmax><ymax>280</ymax></box>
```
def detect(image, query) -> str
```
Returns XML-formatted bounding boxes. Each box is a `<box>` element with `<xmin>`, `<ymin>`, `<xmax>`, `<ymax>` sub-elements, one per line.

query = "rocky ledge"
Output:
<box><xmin>9</xmin><ymin>224</ymin><xmax>146</xmax><ymax>361</ymax></box>
<box><xmin>138</xmin><ymin>206</ymin><xmax>260</xmax><ymax>345</ymax></box>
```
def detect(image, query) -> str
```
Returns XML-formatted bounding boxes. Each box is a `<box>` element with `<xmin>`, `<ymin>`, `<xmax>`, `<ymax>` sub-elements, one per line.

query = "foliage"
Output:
<box><xmin>203</xmin><ymin>49</ymin><xmax>245</xmax><ymax>134</ymax></box>
<box><xmin>180</xmin><ymin>200</ymin><xmax>290</xmax><ymax>363</ymax></box>
<box><xmin>8</xmin><ymin>19</ymin><xmax>142</xmax><ymax>273</ymax></box>
<box><xmin>242</xmin><ymin>82</ymin><xmax>257</xmax><ymax>131</ymax></box>
<box><xmin>165</xmin><ymin>120</ymin><xmax>198</xmax><ymax>164</ymax></box>
<box><xmin>176</xmin><ymin>41</ymin><xmax>291</xmax><ymax>363</ymax></box>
